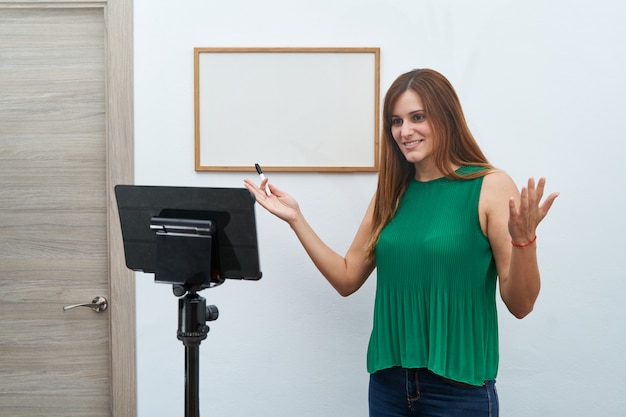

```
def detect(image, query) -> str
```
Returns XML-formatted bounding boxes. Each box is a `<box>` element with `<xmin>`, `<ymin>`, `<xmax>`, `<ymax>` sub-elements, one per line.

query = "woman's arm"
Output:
<box><xmin>244</xmin><ymin>178</ymin><xmax>376</xmax><ymax>296</ymax></box>
<box><xmin>481</xmin><ymin>172</ymin><xmax>559</xmax><ymax>318</ymax></box>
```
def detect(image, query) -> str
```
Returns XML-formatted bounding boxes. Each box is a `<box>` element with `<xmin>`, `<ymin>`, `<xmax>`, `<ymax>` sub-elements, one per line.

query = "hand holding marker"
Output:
<box><xmin>255</xmin><ymin>163</ymin><xmax>271</xmax><ymax>196</ymax></box>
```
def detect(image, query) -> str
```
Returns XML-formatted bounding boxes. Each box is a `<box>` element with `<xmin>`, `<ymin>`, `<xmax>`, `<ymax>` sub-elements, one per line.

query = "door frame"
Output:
<box><xmin>105</xmin><ymin>0</ymin><xmax>136</xmax><ymax>415</ymax></box>
<box><xmin>0</xmin><ymin>0</ymin><xmax>137</xmax><ymax>415</ymax></box>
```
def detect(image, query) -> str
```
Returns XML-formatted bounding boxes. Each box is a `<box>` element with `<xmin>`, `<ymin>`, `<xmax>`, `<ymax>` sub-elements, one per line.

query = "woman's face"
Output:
<box><xmin>390</xmin><ymin>90</ymin><xmax>435</xmax><ymax>166</ymax></box>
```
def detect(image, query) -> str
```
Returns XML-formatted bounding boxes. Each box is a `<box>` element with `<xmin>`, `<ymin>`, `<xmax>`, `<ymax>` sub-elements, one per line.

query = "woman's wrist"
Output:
<box><xmin>511</xmin><ymin>235</ymin><xmax>537</xmax><ymax>248</ymax></box>
<box><xmin>288</xmin><ymin>210</ymin><xmax>306</xmax><ymax>229</ymax></box>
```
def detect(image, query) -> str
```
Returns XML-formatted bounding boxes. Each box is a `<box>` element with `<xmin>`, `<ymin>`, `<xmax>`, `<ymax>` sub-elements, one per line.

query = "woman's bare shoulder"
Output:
<box><xmin>481</xmin><ymin>169</ymin><xmax>519</xmax><ymax>201</ymax></box>
<box><xmin>483</xmin><ymin>168</ymin><xmax>516</xmax><ymax>187</ymax></box>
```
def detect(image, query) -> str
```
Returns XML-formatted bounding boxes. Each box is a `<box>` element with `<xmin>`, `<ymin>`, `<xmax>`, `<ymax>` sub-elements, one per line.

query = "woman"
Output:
<box><xmin>244</xmin><ymin>68</ymin><xmax>559</xmax><ymax>417</ymax></box>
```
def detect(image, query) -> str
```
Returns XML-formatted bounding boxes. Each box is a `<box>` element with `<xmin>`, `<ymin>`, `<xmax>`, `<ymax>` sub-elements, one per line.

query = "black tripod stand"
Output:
<box><xmin>175</xmin><ymin>285</ymin><xmax>219</xmax><ymax>417</ymax></box>
<box><xmin>115</xmin><ymin>185</ymin><xmax>263</xmax><ymax>417</ymax></box>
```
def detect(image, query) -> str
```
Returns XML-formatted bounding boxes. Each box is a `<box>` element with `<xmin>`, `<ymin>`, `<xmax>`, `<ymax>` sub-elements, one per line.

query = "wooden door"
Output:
<box><xmin>0</xmin><ymin>2</ymin><xmax>134</xmax><ymax>416</ymax></box>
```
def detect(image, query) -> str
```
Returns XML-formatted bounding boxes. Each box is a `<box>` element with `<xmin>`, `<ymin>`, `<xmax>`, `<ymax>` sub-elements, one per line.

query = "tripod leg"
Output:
<box><xmin>185</xmin><ymin>344</ymin><xmax>200</xmax><ymax>417</ymax></box>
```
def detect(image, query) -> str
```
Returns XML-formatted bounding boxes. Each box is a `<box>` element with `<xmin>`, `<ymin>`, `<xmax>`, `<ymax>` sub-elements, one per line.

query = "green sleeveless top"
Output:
<box><xmin>367</xmin><ymin>166</ymin><xmax>498</xmax><ymax>386</ymax></box>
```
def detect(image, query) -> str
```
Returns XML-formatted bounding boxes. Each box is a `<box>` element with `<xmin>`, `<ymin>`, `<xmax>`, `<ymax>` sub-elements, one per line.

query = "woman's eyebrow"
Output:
<box><xmin>391</xmin><ymin>109</ymin><xmax>425</xmax><ymax>118</ymax></box>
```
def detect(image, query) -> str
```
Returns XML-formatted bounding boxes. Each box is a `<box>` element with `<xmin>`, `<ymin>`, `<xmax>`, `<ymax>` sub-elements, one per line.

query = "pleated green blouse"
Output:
<box><xmin>368</xmin><ymin>166</ymin><xmax>499</xmax><ymax>386</ymax></box>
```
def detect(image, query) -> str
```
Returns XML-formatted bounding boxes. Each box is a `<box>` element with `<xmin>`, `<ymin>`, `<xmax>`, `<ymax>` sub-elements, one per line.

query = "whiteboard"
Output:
<box><xmin>194</xmin><ymin>47</ymin><xmax>380</xmax><ymax>172</ymax></box>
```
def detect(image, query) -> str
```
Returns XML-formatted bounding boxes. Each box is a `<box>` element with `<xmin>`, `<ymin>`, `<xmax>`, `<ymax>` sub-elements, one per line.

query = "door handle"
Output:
<box><xmin>63</xmin><ymin>296</ymin><xmax>108</xmax><ymax>313</ymax></box>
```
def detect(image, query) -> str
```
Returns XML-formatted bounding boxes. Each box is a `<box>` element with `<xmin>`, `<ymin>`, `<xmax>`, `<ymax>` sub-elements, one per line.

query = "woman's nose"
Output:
<box><xmin>400</xmin><ymin>121</ymin><xmax>413</xmax><ymax>137</ymax></box>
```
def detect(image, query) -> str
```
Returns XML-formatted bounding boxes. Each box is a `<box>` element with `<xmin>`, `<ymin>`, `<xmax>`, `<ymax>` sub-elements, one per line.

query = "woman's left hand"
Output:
<box><xmin>508</xmin><ymin>177</ymin><xmax>559</xmax><ymax>245</ymax></box>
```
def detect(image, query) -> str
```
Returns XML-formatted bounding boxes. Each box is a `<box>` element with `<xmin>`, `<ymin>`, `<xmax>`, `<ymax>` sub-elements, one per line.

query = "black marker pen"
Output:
<box><xmin>255</xmin><ymin>163</ymin><xmax>271</xmax><ymax>196</ymax></box>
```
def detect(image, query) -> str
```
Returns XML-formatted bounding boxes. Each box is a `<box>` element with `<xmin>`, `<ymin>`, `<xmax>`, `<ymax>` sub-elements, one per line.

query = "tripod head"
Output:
<box><xmin>176</xmin><ymin>290</ymin><xmax>219</xmax><ymax>348</ymax></box>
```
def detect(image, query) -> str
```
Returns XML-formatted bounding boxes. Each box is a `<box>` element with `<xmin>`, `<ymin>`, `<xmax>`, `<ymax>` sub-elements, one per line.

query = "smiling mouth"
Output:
<box><xmin>403</xmin><ymin>139</ymin><xmax>423</xmax><ymax>149</ymax></box>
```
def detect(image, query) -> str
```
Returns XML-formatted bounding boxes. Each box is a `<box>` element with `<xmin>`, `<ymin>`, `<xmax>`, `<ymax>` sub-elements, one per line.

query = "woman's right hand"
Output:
<box><xmin>243</xmin><ymin>178</ymin><xmax>300</xmax><ymax>224</ymax></box>
<box><xmin>245</xmin><ymin>177</ymin><xmax>376</xmax><ymax>296</ymax></box>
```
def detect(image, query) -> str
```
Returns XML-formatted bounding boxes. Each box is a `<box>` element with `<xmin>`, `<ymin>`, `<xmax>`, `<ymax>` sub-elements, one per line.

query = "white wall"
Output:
<box><xmin>133</xmin><ymin>0</ymin><xmax>626</xmax><ymax>415</ymax></box>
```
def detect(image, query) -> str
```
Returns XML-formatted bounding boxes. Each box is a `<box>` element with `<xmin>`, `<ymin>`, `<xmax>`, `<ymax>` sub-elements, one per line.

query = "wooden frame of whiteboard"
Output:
<box><xmin>194</xmin><ymin>47</ymin><xmax>380</xmax><ymax>172</ymax></box>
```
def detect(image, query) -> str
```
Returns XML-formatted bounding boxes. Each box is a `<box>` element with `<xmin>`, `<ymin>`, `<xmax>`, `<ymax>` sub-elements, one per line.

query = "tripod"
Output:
<box><xmin>115</xmin><ymin>185</ymin><xmax>263</xmax><ymax>417</ymax></box>
<box><xmin>175</xmin><ymin>284</ymin><xmax>219</xmax><ymax>417</ymax></box>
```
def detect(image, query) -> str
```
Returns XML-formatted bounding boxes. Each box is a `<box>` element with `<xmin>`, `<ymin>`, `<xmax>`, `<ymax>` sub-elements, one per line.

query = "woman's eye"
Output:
<box><xmin>391</xmin><ymin>118</ymin><xmax>402</xmax><ymax>126</ymax></box>
<box><xmin>412</xmin><ymin>114</ymin><xmax>425</xmax><ymax>122</ymax></box>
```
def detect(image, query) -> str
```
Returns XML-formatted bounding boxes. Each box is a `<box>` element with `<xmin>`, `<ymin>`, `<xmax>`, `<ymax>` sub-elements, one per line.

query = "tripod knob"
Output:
<box><xmin>172</xmin><ymin>285</ymin><xmax>186</xmax><ymax>297</ymax></box>
<box><xmin>206</xmin><ymin>305</ymin><xmax>219</xmax><ymax>322</ymax></box>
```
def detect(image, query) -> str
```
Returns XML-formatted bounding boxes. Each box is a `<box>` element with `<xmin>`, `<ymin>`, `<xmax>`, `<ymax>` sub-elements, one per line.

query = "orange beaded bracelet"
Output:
<box><xmin>511</xmin><ymin>235</ymin><xmax>537</xmax><ymax>248</ymax></box>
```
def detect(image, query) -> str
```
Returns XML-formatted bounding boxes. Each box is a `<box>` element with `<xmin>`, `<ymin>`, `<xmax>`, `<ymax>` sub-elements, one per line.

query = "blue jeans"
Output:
<box><xmin>369</xmin><ymin>367</ymin><xmax>498</xmax><ymax>417</ymax></box>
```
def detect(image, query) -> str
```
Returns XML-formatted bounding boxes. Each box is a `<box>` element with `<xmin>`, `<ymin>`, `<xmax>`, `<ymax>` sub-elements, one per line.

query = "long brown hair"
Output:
<box><xmin>365</xmin><ymin>69</ymin><xmax>494</xmax><ymax>260</ymax></box>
